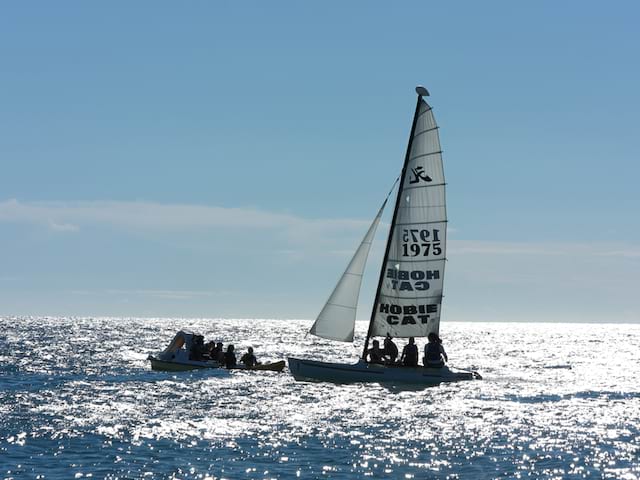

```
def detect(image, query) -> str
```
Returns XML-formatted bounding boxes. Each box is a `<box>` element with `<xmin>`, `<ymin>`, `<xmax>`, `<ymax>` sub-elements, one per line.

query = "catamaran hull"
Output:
<box><xmin>288</xmin><ymin>357</ymin><xmax>480</xmax><ymax>385</ymax></box>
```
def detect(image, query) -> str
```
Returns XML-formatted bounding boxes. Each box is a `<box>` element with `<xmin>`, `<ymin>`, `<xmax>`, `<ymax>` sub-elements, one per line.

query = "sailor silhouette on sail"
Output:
<box><xmin>410</xmin><ymin>166</ymin><xmax>432</xmax><ymax>184</ymax></box>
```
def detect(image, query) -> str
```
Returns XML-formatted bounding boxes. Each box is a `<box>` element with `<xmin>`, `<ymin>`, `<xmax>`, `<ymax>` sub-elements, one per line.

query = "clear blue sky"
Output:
<box><xmin>1</xmin><ymin>1</ymin><xmax>639</xmax><ymax>322</ymax></box>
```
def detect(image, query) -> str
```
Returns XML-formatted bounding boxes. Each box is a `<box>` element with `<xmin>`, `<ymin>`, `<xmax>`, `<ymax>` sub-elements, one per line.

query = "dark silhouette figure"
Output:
<box><xmin>400</xmin><ymin>337</ymin><xmax>418</xmax><ymax>367</ymax></box>
<box><xmin>424</xmin><ymin>332</ymin><xmax>448</xmax><ymax>368</ymax></box>
<box><xmin>240</xmin><ymin>346</ymin><xmax>258</xmax><ymax>368</ymax></box>
<box><xmin>384</xmin><ymin>334</ymin><xmax>399</xmax><ymax>364</ymax></box>
<box><xmin>367</xmin><ymin>340</ymin><xmax>385</xmax><ymax>364</ymax></box>
<box><xmin>224</xmin><ymin>344</ymin><xmax>237</xmax><ymax>368</ymax></box>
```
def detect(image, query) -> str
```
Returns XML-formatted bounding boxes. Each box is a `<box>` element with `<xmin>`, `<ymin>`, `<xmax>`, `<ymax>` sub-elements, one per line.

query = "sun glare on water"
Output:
<box><xmin>1</xmin><ymin>317</ymin><xmax>639</xmax><ymax>479</ymax></box>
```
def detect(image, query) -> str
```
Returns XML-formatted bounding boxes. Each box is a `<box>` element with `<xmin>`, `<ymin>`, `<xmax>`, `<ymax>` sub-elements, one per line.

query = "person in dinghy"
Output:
<box><xmin>240</xmin><ymin>346</ymin><xmax>260</xmax><ymax>368</ymax></box>
<box><xmin>189</xmin><ymin>335</ymin><xmax>206</xmax><ymax>361</ymax></box>
<box><xmin>224</xmin><ymin>345</ymin><xmax>237</xmax><ymax>368</ymax></box>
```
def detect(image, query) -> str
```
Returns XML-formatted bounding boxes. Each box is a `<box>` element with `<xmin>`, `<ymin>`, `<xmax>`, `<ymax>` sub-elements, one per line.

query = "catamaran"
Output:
<box><xmin>288</xmin><ymin>86</ymin><xmax>481</xmax><ymax>384</ymax></box>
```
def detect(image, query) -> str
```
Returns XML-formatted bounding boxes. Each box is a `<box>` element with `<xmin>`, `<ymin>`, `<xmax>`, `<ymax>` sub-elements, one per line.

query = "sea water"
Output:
<box><xmin>1</xmin><ymin>317</ymin><xmax>639</xmax><ymax>479</ymax></box>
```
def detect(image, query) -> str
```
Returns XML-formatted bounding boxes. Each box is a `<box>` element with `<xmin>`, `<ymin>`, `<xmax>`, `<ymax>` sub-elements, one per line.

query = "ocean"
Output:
<box><xmin>1</xmin><ymin>317</ymin><xmax>639</xmax><ymax>479</ymax></box>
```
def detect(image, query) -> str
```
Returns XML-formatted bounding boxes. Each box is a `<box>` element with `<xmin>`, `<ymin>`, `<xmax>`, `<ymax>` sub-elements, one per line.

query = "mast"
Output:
<box><xmin>361</xmin><ymin>86</ymin><xmax>429</xmax><ymax>359</ymax></box>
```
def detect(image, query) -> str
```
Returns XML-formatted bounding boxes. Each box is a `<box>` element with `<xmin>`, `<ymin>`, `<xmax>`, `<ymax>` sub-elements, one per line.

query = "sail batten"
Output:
<box><xmin>414</xmin><ymin>126</ymin><xmax>440</xmax><ymax>137</ymax></box>
<box><xmin>387</xmin><ymin>257</ymin><xmax>443</xmax><ymax>263</ymax></box>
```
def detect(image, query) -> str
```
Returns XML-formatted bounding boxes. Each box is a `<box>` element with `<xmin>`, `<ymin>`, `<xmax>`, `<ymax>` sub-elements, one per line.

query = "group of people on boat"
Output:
<box><xmin>366</xmin><ymin>333</ymin><xmax>448</xmax><ymax>368</ymax></box>
<box><xmin>189</xmin><ymin>335</ymin><xmax>260</xmax><ymax>369</ymax></box>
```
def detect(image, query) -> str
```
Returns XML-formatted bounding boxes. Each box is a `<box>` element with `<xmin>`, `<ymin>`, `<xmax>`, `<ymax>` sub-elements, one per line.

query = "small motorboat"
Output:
<box><xmin>148</xmin><ymin>330</ymin><xmax>286</xmax><ymax>373</ymax></box>
<box><xmin>148</xmin><ymin>330</ymin><xmax>221</xmax><ymax>371</ymax></box>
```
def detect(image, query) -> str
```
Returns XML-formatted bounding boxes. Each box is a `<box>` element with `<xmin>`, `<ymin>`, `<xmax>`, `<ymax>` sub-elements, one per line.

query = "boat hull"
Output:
<box><xmin>231</xmin><ymin>360</ymin><xmax>286</xmax><ymax>372</ymax></box>
<box><xmin>148</xmin><ymin>355</ymin><xmax>221</xmax><ymax>371</ymax></box>
<box><xmin>288</xmin><ymin>357</ymin><xmax>480</xmax><ymax>385</ymax></box>
<box><xmin>148</xmin><ymin>356</ymin><xmax>285</xmax><ymax>373</ymax></box>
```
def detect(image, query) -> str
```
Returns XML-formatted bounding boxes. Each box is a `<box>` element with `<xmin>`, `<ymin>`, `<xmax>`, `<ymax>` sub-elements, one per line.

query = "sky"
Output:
<box><xmin>1</xmin><ymin>1</ymin><xmax>639</xmax><ymax>323</ymax></box>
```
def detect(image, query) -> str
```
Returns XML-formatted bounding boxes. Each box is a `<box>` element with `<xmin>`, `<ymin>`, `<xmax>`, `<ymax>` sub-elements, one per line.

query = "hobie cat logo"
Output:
<box><xmin>409</xmin><ymin>166</ymin><xmax>432</xmax><ymax>184</ymax></box>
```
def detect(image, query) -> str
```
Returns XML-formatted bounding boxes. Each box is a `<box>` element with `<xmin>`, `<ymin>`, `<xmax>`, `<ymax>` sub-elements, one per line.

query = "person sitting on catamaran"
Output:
<box><xmin>224</xmin><ymin>344</ymin><xmax>237</xmax><ymax>368</ymax></box>
<box><xmin>383</xmin><ymin>334</ymin><xmax>399</xmax><ymax>364</ymax></box>
<box><xmin>366</xmin><ymin>340</ymin><xmax>385</xmax><ymax>364</ymax></box>
<box><xmin>240</xmin><ymin>346</ymin><xmax>258</xmax><ymax>368</ymax></box>
<box><xmin>400</xmin><ymin>337</ymin><xmax>419</xmax><ymax>367</ymax></box>
<box><xmin>424</xmin><ymin>333</ymin><xmax>448</xmax><ymax>368</ymax></box>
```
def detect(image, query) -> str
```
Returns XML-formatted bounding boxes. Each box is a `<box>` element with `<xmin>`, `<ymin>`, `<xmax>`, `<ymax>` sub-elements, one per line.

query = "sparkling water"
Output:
<box><xmin>1</xmin><ymin>317</ymin><xmax>639</xmax><ymax>479</ymax></box>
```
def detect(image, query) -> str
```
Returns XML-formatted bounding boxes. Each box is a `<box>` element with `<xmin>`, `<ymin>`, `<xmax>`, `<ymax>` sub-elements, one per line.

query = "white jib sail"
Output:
<box><xmin>308</xmin><ymin>200</ymin><xmax>388</xmax><ymax>342</ymax></box>
<box><xmin>370</xmin><ymin>99</ymin><xmax>447</xmax><ymax>338</ymax></box>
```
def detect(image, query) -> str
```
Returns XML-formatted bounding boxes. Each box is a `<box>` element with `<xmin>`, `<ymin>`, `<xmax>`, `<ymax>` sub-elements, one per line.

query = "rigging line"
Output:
<box><xmin>386</xmin><ymin>176</ymin><xmax>401</xmax><ymax>199</ymax></box>
<box><xmin>360</xmin><ymin>176</ymin><xmax>396</xmax><ymax>228</ymax></box>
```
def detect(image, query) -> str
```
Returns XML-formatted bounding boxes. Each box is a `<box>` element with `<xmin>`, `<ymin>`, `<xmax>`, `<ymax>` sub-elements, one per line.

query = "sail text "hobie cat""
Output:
<box><xmin>387</xmin><ymin>268</ymin><xmax>440</xmax><ymax>291</ymax></box>
<box><xmin>379</xmin><ymin>303</ymin><xmax>438</xmax><ymax>325</ymax></box>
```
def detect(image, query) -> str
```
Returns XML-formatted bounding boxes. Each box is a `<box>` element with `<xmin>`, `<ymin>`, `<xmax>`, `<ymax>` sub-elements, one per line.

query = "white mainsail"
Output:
<box><xmin>369</xmin><ymin>98</ymin><xmax>447</xmax><ymax>338</ymax></box>
<box><xmin>308</xmin><ymin>200</ymin><xmax>387</xmax><ymax>342</ymax></box>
